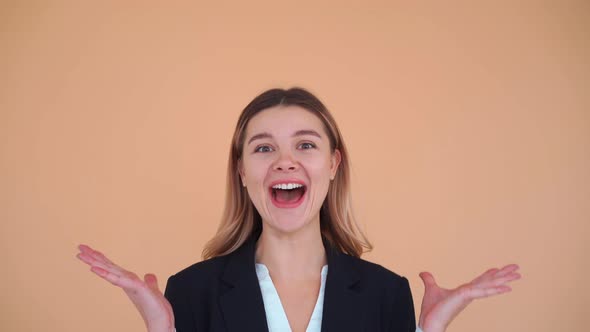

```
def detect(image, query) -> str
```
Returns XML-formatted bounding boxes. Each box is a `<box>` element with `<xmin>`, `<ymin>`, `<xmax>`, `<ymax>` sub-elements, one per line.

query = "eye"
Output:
<box><xmin>254</xmin><ymin>145</ymin><xmax>273</xmax><ymax>153</ymax></box>
<box><xmin>299</xmin><ymin>142</ymin><xmax>316</xmax><ymax>150</ymax></box>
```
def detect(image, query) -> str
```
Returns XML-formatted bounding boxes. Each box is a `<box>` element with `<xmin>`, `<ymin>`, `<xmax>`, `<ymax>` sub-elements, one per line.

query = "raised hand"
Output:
<box><xmin>76</xmin><ymin>244</ymin><xmax>174</xmax><ymax>332</ymax></box>
<box><xmin>417</xmin><ymin>264</ymin><xmax>521</xmax><ymax>332</ymax></box>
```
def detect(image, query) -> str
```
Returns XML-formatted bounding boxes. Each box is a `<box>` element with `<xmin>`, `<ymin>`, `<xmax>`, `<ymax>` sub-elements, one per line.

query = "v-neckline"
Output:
<box><xmin>255</xmin><ymin>263</ymin><xmax>328</xmax><ymax>332</ymax></box>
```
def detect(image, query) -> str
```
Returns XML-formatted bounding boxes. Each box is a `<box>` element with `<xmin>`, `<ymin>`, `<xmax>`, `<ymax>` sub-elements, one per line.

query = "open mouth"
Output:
<box><xmin>269</xmin><ymin>183</ymin><xmax>307</xmax><ymax>208</ymax></box>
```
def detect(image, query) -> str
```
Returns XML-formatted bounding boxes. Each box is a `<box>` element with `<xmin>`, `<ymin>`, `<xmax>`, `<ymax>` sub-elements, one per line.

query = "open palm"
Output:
<box><xmin>418</xmin><ymin>264</ymin><xmax>521</xmax><ymax>332</ymax></box>
<box><xmin>77</xmin><ymin>244</ymin><xmax>174</xmax><ymax>332</ymax></box>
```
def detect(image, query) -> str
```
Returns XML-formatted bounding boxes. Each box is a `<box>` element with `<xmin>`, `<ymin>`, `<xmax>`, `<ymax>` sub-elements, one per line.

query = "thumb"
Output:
<box><xmin>419</xmin><ymin>271</ymin><xmax>438</xmax><ymax>289</ymax></box>
<box><xmin>144</xmin><ymin>273</ymin><xmax>160</xmax><ymax>292</ymax></box>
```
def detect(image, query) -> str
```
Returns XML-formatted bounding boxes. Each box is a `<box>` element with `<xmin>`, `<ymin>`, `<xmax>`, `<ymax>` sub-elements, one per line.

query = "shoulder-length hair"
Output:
<box><xmin>202</xmin><ymin>87</ymin><xmax>372</xmax><ymax>259</ymax></box>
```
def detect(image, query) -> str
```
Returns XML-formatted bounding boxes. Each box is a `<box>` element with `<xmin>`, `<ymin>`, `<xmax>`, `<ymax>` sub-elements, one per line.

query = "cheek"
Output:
<box><xmin>242</xmin><ymin>160</ymin><xmax>270</xmax><ymax>190</ymax></box>
<box><xmin>301</xmin><ymin>156</ymin><xmax>333</xmax><ymax>176</ymax></box>
<box><xmin>303</xmin><ymin>162</ymin><xmax>333</xmax><ymax>198</ymax></box>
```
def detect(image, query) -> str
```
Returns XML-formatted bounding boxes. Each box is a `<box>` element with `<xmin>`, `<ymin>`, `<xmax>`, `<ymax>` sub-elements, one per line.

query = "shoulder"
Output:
<box><xmin>346</xmin><ymin>253</ymin><xmax>407</xmax><ymax>281</ymax></box>
<box><xmin>348</xmin><ymin>255</ymin><xmax>416</xmax><ymax>327</ymax></box>
<box><xmin>166</xmin><ymin>235</ymin><xmax>259</xmax><ymax>293</ymax></box>
<box><xmin>343</xmin><ymin>253</ymin><xmax>410</xmax><ymax>291</ymax></box>
<box><xmin>166</xmin><ymin>254</ymin><xmax>229</xmax><ymax>291</ymax></box>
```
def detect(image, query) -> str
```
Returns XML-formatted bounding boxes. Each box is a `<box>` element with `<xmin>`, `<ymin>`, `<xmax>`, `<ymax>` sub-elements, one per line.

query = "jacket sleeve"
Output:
<box><xmin>388</xmin><ymin>277</ymin><xmax>417</xmax><ymax>332</ymax></box>
<box><xmin>164</xmin><ymin>274</ymin><xmax>196</xmax><ymax>332</ymax></box>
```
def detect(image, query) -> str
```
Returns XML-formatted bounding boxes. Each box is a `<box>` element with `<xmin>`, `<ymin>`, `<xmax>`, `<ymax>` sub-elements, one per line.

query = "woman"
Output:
<box><xmin>77</xmin><ymin>88</ymin><xmax>520</xmax><ymax>332</ymax></box>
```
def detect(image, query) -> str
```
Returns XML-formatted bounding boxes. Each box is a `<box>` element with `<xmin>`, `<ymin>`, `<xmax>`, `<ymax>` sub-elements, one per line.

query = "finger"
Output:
<box><xmin>78</xmin><ymin>244</ymin><xmax>93</xmax><ymax>253</ymax></box>
<box><xmin>493</xmin><ymin>264</ymin><xmax>520</xmax><ymax>278</ymax></box>
<box><xmin>77</xmin><ymin>251</ymin><xmax>105</xmax><ymax>267</ymax></box>
<box><xmin>77</xmin><ymin>246</ymin><xmax>124</xmax><ymax>273</ymax></box>
<box><xmin>479</xmin><ymin>273</ymin><xmax>521</xmax><ymax>288</ymax></box>
<box><xmin>492</xmin><ymin>272</ymin><xmax>521</xmax><ymax>286</ymax></box>
<box><xmin>419</xmin><ymin>272</ymin><xmax>438</xmax><ymax>289</ymax></box>
<box><xmin>78</xmin><ymin>244</ymin><xmax>115</xmax><ymax>266</ymax></box>
<box><xmin>78</xmin><ymin>253</ymin><xmax>117</xmax><ymax>276</ymax></box>
<box><xmin>144</xmin><ymin>273</ymin><xmax>160</xmax><ymax>292</ymax></box>
<box><xmin>90</xmin><ymin>266</ymin><xmax>141</xmax><ymax>289</ymax></box>
<box><xmin>472</xmin><ymin>264</ymin><xmax>521</xmax><ymax>284</ymax></box>
<box><xmin>470</xmin><ymin>268</ymin><xmax>500</xmax><ymax>284</ymax></box>
<box><xmin>90</xmin><ymin>250</ymin><xmax>115</xmax><ymax>265</ymax></box>
<box><xmin>77</xmin><ymin>252</ymin><xmax>125</xmax><ymax>277</ymax></box>
<box><xmin>78</xmin><ymin>244</ymin><xmax>96</xmax><ymax>259</ymax></box>
<box><xmin>467</xmin><ymin>285</ymin><xmax>513</xmax><ymax>299</ymax></box>
<box><xmin>77</xmin><ymin>252</ymin><xmax>103</xmax><ymax>267</ymax></box>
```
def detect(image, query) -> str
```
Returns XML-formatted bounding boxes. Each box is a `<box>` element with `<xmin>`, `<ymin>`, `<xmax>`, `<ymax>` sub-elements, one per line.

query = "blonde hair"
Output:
<box><xmin>202</xmin><ymin>88</ymin><xmax>372</xmax><ymax>259</ymax></box>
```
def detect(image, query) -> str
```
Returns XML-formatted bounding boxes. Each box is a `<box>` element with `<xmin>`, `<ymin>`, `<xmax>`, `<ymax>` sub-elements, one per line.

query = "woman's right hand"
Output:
<box><xmin>76</xmin><ymin>244</ymin><xmax>174</xmax><ymax>332</ymax></box>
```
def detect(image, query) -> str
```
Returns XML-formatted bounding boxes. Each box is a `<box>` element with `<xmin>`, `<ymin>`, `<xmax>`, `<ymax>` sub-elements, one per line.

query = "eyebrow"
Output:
<box><xmin>247</xmin><ymin>129</ymin><xmax>323</xmax><ymax>145</ymax></box>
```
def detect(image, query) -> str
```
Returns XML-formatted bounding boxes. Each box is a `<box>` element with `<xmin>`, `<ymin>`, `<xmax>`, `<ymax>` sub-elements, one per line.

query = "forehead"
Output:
<box><xmin>246</xmin><ymin>106</ymin><xmax>326</xmax><ymax>136</ymax></box>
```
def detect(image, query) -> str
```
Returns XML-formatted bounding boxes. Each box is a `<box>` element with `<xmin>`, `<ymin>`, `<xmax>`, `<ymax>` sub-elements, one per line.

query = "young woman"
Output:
<box><xmin>77</xmin><ymin>88</ymin><xmax>521</xmax><ymax>332</ymax></box>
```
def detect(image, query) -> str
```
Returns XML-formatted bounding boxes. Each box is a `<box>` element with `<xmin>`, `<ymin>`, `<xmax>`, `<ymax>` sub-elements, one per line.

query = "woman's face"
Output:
<box><xmin>239</xmin><ymin>106</ymin><xmax>341</xmax><ymax>235</ymax></box>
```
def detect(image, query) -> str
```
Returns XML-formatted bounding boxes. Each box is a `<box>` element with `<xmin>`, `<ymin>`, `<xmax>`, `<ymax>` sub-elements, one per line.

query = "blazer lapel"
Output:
<box><xmin>321</xmin><ymin>241</ymin><xmax>365</xmax><ymax>332</ymax></box>
<box><xmin>219</xmin><ymin>235</ymin><xmax>269</xmax><ymax>332</ymax></box>
<box><xmin>217</xmin><ymin>233</ymin><xmax>366</xmax><ymax>332</ymax></box>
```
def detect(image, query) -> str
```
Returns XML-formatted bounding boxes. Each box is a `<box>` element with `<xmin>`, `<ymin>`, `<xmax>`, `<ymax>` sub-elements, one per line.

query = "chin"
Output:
<box><xmin>264</xmin><ymin>214</ymin><xmax>316</xmax><ymax>235</ymax></box>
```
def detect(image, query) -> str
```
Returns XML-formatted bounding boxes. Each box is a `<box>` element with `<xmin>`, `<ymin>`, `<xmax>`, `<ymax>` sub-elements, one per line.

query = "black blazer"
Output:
<box><xmin>164</xmin><ymin>234</ymin><xmax>416</xmax><ymax>332</ymax></box>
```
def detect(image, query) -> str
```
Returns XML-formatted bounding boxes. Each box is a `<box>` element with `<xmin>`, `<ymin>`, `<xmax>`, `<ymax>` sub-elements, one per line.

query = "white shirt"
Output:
<box><xmin>256</xmin><ymin>263</ymin><xmax>328</xmax><ymax>332</ymax></box>
<box><xmin>255</xmin><ymin>263</ymin><xmax>423</xmax><ymax>332</ymax></box>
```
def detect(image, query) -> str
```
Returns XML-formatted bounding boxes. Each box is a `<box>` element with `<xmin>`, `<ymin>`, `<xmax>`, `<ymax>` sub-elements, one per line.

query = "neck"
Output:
<box><xmin>255</xmin><ymin>221</ymin><xmax>327</xmax><ymax>281</ymax></box>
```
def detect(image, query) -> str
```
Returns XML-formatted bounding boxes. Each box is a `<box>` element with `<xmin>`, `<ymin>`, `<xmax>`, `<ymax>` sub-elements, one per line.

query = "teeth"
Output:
<box><xmin>272</xmin><ymin>183</ymin><xmax>304</xmax><ymax>190</ymax></box>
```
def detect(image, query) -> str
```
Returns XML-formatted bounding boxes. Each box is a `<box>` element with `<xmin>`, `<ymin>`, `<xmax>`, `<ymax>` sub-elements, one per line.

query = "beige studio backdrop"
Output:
<box><xmin>1</xmin><ymin>1</ymin><xmax>588</xmax><ymax>331</ymax></box>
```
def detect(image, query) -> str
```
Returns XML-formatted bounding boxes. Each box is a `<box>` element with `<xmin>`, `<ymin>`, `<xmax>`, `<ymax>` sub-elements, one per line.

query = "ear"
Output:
<box><xmin>330</xmin><ymin>149</ymin><xmax>342</xmax><ymax>180</ymax></box>
<box><xmin>238</xmin><ymin>159</ymin><xmax>246</xmax><ymax>187</ymax></box>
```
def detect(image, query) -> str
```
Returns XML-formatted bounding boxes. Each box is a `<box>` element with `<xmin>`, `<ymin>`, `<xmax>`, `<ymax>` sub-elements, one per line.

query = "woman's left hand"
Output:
<box><xmin>417</xmin><ymin>264</ymin><xmax>521</xmax><ymax>332</ymax></box>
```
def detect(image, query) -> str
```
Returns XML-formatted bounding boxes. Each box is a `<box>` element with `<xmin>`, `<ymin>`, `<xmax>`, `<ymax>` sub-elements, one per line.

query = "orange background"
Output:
<box><xmin>1</xmin><ymin>1</ymin><xmax>588</xmax><ymax>331</ymax></box>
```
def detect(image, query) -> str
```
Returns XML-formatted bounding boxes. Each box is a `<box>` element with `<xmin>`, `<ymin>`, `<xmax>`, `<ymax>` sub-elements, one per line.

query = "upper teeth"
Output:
<box><xmin>272</xmin><ymin>183</ymin><xmax>304</xmax><ymax>190</ymax></box>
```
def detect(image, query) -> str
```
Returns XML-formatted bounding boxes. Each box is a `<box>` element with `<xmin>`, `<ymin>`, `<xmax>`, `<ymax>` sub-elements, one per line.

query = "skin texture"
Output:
<box><xmin>76</xmin><ymin>106</ymin><xmax>521</xmax><ymax>332</ymax></box>
<box><xmin>238</xmin><ymin>106</ymin><xmax>340</xmax><ymax>235</ymax></box>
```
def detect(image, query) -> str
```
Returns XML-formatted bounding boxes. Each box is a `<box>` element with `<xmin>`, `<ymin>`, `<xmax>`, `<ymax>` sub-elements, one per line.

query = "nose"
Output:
<box><xmin>273</xmin><ymin>150</ymin><xmax>298</xmax><ymax>172</ymax></box>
